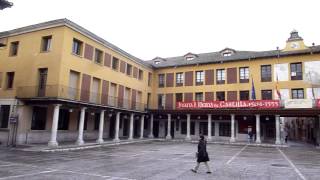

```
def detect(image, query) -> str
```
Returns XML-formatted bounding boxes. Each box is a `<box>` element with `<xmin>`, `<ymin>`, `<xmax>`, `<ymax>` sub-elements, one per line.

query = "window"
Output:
<box><xmin>239</xmin><ymin>67</ymin><xmax>249</xmax><ymax>83</ymax></box>
<box><xmin>176</xmin><ymin>93</ymin><xmax>183</xmax><ymax>103</ymax></box>
<box><xmin>261</xmin><ymin>65</ymin><xmax>272</xmax><ymax>82</ymax></box>
<box><xmin>158</xmin><ymin>74</ymin><xmax>165</xmax><ymax>87</ymax></box>
<box><xmin>148</xmin><ymin>73</ymin><xmax>152</xmax><ymax>86</ymax></box>
<box><xmin>72</xmin><ymin>38</ymin><xmax>83</xmax><ymax>55</ymax></box>
<box><xmin>195</xmin><ymin>92</ymin><xmax>203</xmax><ymax>101</ymax></box>
<box><xmin>216</xmin><ymin>69</ymin><xmax>225</xmax><ymax>84</ymax></box>
<box><xmin>112</xmin><ymin>57</ymin><xmax>119</xmax><ymax>70</ymax></box>
<box><xmin>126</xmin><ymin>64</ymin><xmax>132</xmax><ymax>76</ymax></box>
<box><xmin>222</xmin><ymin>52</ymin><xmax>232</xmax><ymax>57</ymax></box>
<box><xmin>219</xmin><ymin>122</ymin><xmax>231</xmax><ymax>136</ymax></box>
<box><xmin>0</xmin><ymin>105</ymin><xmax>10</xmax><ymax>128</ymax></box>
<box><xmin>292</xmin><ymin>88</ymin><xmax>304</xmax><ymax>99</ymax></box>
<box><xmin>176</xmin><ymin>72</ymin><xmax>184</xmax><ymax>86</ymax></box>
<box><xmin>216</xmin><ymin>91</ymin><xmax>225</xmax><ymax>101</ymax></box>
<box><xmin>58</xmin><ymin>109</ymin><xmax>69</xmax><ymax>130</ymax></box>
<box><xmin>195</xmin><ymin>71</ymin><xmax>204</xmax><ymax>85</ymax></box>
<box><xmin>94</xmin><ymin>49</ymin><xmax>103</xmax><ymax>64</ymax></box>
<box><xmin>185</xmin><ymin>56</ymin><xmax>195</xmax><ymax>61</ymax></box>
<box><xmin>154</xmin><ymin>60</ymin><xmax>160</xmax><ymax>65</ymax></box>
<box><xmin>240</xmin><ymin>91</ymin><xmax>249</xmax><ymax>100</ymax></box>
<box><xmin>261</xmin><ymin>90</ymin><xmax>272</xmax><ymax>100</ymax></box>
<box><xmin>41</xmin><ymin>36</ymin><xmax>52</xmax><ymax>52</ymax></box>
<box><xmin>31</xmin><ymin>107</ymin><xmax>47</xmax><ymax>130</ymax></box>
<box><xmin>9</xmin><ymin>41</ymin><xmax>19</xmax><ymax>56</ymax></box>
<box><xmin>6</xmin><ymin>72</ymin><xmax>14</xmax><ymax>89</ymax></box>
<box><xmin>158</xmin><ymin>94</ymin><xmax>165</xmax><ymax>109</ymax></box>
<box><xmin>181</xmin><ymin>121</ymin><xmax>187</xmax><ymax>134</ymax></box>
<box><xmin>290</xmin><ymin>63</ymin><xmax>302</xmax><ymax>80</ymax></box>
<box><xmin>138</xmin><ymin>69</ymin><xmax>143</xmax><ymax>80</ymax></box>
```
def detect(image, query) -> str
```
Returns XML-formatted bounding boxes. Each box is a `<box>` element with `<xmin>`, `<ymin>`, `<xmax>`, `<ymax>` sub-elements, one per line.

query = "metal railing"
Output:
<box><xmin>16</xmin><ymin>85</ymin><xmax>147</xmax><ymax>111</ymax></box>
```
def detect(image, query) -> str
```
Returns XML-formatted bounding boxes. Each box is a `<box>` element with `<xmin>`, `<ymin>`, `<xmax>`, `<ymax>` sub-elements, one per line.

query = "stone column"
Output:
<box><xmin>230</xmin><ymin>114</ymin><xmax>236</xmax><ymax>142</ymax></box>
<box><xmin>207</xmin><ymin>114</ymin><xmax>212</xmax><ymax>141</ymax></box>
<box><xmin>48</xmin><ymin>104</ymin><xmax>61</xmax><ymax>147</ymax></box>
<box><xmin>96</xmin><ymin>110</ymin><xmax>105</xmax><ymax>144</ymax></box>
<box><xmin>76</xmin><ymin>107</ymin><xmax>86</xmax><ymax>145</ymax></box>
<box><xmin>275</xmin><ymin>115</ymin><xmax>281</xmax><ymax>144</ymax></box>
<box><xmin>255</xmin><ymin>114</ymin><xmax>261</xmax><ymax>144</ymax></box>
<box><xmin>129</xmin><ymin>113</ymin><xmax>134</xmax><ymax>140</ymax></box>
<box><xmin>148</xmin><ymin>114</ymin><xmax>154</xmax><ymax>138</ymax></box>
<box><xmin>140</xmin><ymin>115</ymin><xmax>145</xmax><ymax>139</ymax></box>
<box><xmin>185</xmin><ymin>114</ymin><xmax>191</xmax><ymax>141</ymax></box>
<box><xmin>113</xmin><ymin>112</ymin><xmax>121</xmax><ymax>142</ymax></box>
<box><xmin>166</xmin><ymin>114</ymin><xmax>172</xmax><ymax>139</ymax></box>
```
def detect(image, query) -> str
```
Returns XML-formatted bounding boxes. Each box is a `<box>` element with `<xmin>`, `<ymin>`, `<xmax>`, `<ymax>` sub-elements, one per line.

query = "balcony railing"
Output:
<box><xmin>16</xmin><ymin>85</ymin><xmax>147</xmax><ymax>111</ymax></box>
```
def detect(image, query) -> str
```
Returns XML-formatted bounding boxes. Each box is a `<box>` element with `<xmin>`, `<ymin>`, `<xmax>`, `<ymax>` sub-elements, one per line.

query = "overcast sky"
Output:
<box><xmin>1</xmin><ymin>0</ymin><xmax>320</xmax><ymax>60</ymax></box>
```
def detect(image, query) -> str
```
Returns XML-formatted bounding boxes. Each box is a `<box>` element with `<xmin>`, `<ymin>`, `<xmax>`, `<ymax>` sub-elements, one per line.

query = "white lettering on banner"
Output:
<box><xmin>177</xmin><ymin>100</ymin><xmax>280</xmax><ymax>109</ymax></box>
<box><xmin>284</xmin><ymin>99</ymin><xmax>313</xmax><ymax>109</ymax></box>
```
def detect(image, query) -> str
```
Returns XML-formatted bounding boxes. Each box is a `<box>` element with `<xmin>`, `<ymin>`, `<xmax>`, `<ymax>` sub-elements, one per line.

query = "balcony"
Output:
<box><xmin>16</xmin><ymin>85</ymin><xmax>146</xmax><ymax>111</ymax></box>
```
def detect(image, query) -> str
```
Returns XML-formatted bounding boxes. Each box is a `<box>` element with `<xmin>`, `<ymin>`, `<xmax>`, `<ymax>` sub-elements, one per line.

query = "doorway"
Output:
<box><xmin>153</xmin><ymin>120</ymin><xmax>159</xmax><ymax>138</ymax></box>
<box><xmin>38</xmin><ymin>68</ymin><xmax>48</xmax><ymax>97</ymax></box>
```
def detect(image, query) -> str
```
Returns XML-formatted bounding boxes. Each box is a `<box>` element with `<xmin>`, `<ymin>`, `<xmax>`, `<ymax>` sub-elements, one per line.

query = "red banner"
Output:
<box><xmin>317</xmin><ymin>99</ymin><xmax>320</xmax><ymax>108</ymax></box>
<box><xmin>176</xmin><ymin>100</ymin><xmax>280</xmax><ymax>109</ymax></box>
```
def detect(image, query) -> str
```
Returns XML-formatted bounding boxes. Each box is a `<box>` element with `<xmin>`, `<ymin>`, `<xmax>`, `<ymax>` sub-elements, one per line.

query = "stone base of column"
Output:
<box><xmin>207</xmin><ymin>137</ymin><xmax>212</xmax><ymax>141</ymax></box>
<box><xmin>128</xmin><ymin>137</ymin><xmax>133</xmax><ymax>141</ymax></box>
<box><xmin>113</xmin><ymin>138</ymin><xmax>120</xmax><ymax>143</ymax></box>
<box><xmin>229</xmin><ymin>138</ymin><xmax>236</xmax><ymax>143</ymax></box>
<box><xmin>96</xmin><ymin>139</ymin><xmax>104</xmax><ymax>144</ymax></box>
<box><xmin>48</xmin><ymin>141</ymin><xmax>58</xmax><ymax>147</ymax></box>
<box><xmin>166</xmin><ymin>135</ymin><xmax>172</xmax><ymax>140</ymax></box>
<box><xmin>255</xmin><ymin>139</ymin><xmax>261</xmax><ymax>144</ymax></box>
<box><xmin>185</xmin><ymin>136</ymin><xmax>191</xmax><ymax>141</ymax></box>
<box><xmin>76</xmin><ymin>139</ymin><xmax>84</xmax><ymax>145</ymax></box>
<box><xmin>275</xmin><ymin>140</ymin><xmax>281</xmax><ymax>145</ymax></box>
<box><xmin>139</xmin><ymin>137</ymin><xmax>144</xmax><ymax>140</ymax></box>
<box><xmin>148</xmin><ymin>134</ymin><xmax>154</xmax><ymax>138</ymax></box>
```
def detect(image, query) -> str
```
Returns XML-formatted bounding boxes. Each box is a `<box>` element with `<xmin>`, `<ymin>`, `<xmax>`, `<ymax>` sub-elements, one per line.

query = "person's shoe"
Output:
<box><xmin>206</xmin><ymin>171</ymin><xmax>212</xmax><ymax>174</ymax></box>
<box><xmin>191</xmin><ymin>169</ymin><xmax>197</xmax><ymax>173</ymax></box>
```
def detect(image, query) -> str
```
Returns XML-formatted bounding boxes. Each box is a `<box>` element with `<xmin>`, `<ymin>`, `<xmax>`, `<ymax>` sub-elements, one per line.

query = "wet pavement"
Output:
<box><xmin>0</xmin><ymin>141</ymin><xmax>319</xmax><ymax>180</ymax></box>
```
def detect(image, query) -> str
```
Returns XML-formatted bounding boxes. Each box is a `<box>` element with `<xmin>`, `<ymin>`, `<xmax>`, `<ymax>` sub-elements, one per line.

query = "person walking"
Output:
<box><xmin>191</xmin><ymin>135</ymin><xmax>212</xmax><ymax>174</ymax></box>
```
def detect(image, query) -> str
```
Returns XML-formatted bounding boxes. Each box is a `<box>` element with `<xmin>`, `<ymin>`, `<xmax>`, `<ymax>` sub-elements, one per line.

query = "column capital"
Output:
<box><xmin>230</xmin><ymin>114</ymin><xmax>235</xmax><ymax>117</ymax></box>
<box><xmin>53</xmin><ymin>104</ymin><xmax>62</xmax><ymax>107</ymax></box>
<box><xmin>81</xmin><ymin>107</ymin><xmax>87</xmax><ymax>111</ymax></box>
<box><xmin>208</xmin><ymin>114</ymin><xmax>212</xmax><ymax>117</ymax></box>
<box><xmin>275</xmin><ymin>114</ymin><xmax>280</xmax><ymax>118</ymax></box>
<box><xmin>187</xmin><ymin>114</ymin><xmax>191</xmax><ymax>117</ymax></box>
<box><xmin>255</xmin><ymin>114</ymin><xmax>260</xmax><ymax>117</ymax></box>
<box><xmin>116</xmin><ymin>111</ymin><xmax>121</xmax><ymax>115</ymax></box>
<box><xmin>100</xmin><ymin>110</ymin><xmax>106</xmax><ymax>113</ymax></box>
<box><xmin>167</xmin><ymin>113</ymin><xmax>171</xmax><ymax>117</ymax></box>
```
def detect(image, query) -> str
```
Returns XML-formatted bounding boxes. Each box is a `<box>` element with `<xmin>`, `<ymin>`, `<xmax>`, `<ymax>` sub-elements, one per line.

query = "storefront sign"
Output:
<box><xmin>316</xmin><ymin>99</ymin><xmax>320</xmax><ymax>108</ymax></box>
<box><xmin>284</xmin><ymin>99</ymin><xmax>313</xmax><ymax>109</ymax></box>
<box><xmin>176</xmin><ymin>100</ymin><xmax>280</xmax><ymax>109</ymax></box>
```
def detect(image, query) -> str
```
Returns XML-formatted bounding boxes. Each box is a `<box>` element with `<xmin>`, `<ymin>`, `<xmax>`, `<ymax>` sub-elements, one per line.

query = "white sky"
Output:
<box><xmin>1</xmin><ymin>0</ymin><xmax>320</xmax><ymax>60</ymax></box>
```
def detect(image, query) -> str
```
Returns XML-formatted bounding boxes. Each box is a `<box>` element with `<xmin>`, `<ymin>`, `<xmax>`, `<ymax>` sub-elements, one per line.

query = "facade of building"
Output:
<box><xmin>0</xmin><ymin>19</ymin><xmax>319</xmax><ymax>147</ymax></box>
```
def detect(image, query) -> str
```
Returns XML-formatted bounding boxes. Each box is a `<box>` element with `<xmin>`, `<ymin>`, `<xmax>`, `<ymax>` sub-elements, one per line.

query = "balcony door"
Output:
<box><xmin>38</xmin><ymin>68</ymin><xmax>48</xmax><ymax>97</ymax></box>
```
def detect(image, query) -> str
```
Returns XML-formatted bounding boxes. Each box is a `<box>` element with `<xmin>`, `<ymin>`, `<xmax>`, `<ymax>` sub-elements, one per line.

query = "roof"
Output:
<box><xmin>0</xmin><ymin>18</ymin><xmax>153</xmax><ymax>69</ymax></box>
<box><xmin>1</xmin><ymin>18</ymin><xmax>319</xmax><ymax>70</ymax></box>
<box><xmin>146</xmin><ymin>46</ymin><xmax>320</xmax><ymax>68</ymax></box>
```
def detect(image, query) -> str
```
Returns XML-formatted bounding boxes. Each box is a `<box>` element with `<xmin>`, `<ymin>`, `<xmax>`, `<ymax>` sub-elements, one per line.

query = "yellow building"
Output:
<box><xmin>0</xmin><ymin>19</ymin><xmax>319</xmax><ymax>147</ymax></box>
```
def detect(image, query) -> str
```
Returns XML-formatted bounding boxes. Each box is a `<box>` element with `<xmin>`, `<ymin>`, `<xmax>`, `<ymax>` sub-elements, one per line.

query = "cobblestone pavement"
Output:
<box><xmin>0</xmin><ymin>141</ymin><xmax>319</xmax><ymax>180</ymax></box>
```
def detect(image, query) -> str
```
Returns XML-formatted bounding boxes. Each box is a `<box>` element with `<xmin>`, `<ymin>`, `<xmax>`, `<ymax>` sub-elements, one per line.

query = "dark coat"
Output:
<box><xmin>197</xmin><ymin>139</ymin><xmax>210</xmax><ymax>163</ymax></box>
